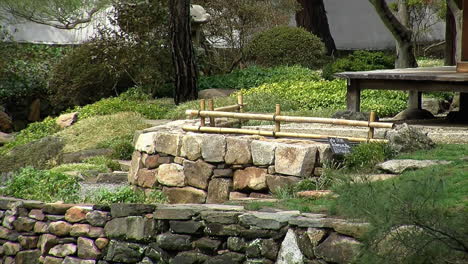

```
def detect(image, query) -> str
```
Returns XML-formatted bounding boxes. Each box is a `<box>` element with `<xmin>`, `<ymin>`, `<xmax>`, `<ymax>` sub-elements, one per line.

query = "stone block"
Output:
<box><xmin>276</xmin><ymin>229</ymin><xmax>303</xmax><ymax>264</ymax></box>
<box><xmin>15</xmin><ymin>250</ymin><xmax>41</xmax><ymax>264</ymax></box>
<box><xmin>169</xmin><ymin>220</ymin><xmax>204</xmax><ymax>234</ymax></box>
<box><xmin>65</xmin><ymin>206</ymin><xmax>90</xmax><ymax>223</ymax></box>
<box><xmin>28</xmin><ymin>209</ymin><xmax>45</xmax><ymax>221</ymax></box>
<box><xmin>154</xmin><ymin>132</ymin><xmax>181</xmax><ymax>156</ymax></box>
<box><xmin>18</xmin><ymin>235</ymin><xmax>39</xmax><ymax>249</ymax></box>
<box><xmin>49</xmin><ymin>243</ymin><xmax>77</xmax><ymax>257</ymax></box>
<box><xmin>156</xmin><ymin>233</ymin><xmax>192</xmax><ymax>251</ymax></box>
<box><xmin>136</xmin><ymin>168</ymin><xmax>158</xmax><ymax>188</ymax></box>
<box><xmin>86</xmin><ymin>211</ymin><xmax>110</xmax><ymax>227</ymax></box>
<box><xmin>184</xmin><ymin>160</ymin><xmax>214</xmax><ymax>190</ymax></box>
<box><xmin>48</xmin><ymin>221</ymin><xmax>72</xmax><ymax>236</ymax></box>
<box><xmin>225</xmin><ymin>137</ymin><xmax>252</xmax><ymax>164</ymax></box>
<box><xmin>213</xmin><ymin>168</ymin><xmax>233</xmax><ymax>178</ymax></box>
<box><xmin>275</xmin><ymin>144</ymin><xmax>317</xmax><ymax>177</ymax></box>
<box><xmin>233</xmin><ymin>167</ymin><xmax>268</xmax><ymax>191</ymax></box>
<box><xmin>314</xmin><ymin>233</ymin><xmax>361</xmax><ymax>264</ymax></box>
<box><xmin>134</xmin><ymin>132</ymin><xmax>158</xmax><ymax>154</ymax></box>
<box><xmin>77</xmin><ymin>237</ymin><xmax>101</xmax><ymax>260</ymax></box>
<box><xmin>13</xmin><ymin>216</ymin><xmax>36</xmax><ymax>232</ymax></box>
<box><xmin>266</xmin><ymin>175</ymin><xmax>301</xmax><ymax>193</ymax></box>
<box><xmin>95</xmin><ymin>238</ymin><xmax>109</xmax><ymax>250</ymax></box>
<box><xmin>70</xmin><ymin>224</ymin><xmax>90</xmax><ymax>237</ymax></box>
<box><xmin>200</xmin><ymin>211</ymin><xmax>241</xmax><ymax>224</ymax></box>
<box><xmin>200</xmin><ymin>134</ymin><xmax>226</xmax><ymax>162</ymax></box>
<box><xmin>128</xmin><ymin>151</ymin><xmax>143</xmax><ymax>185</ymax></box>
<box><xmin>251</xmin><ymin>140</ymin><xmax>278</xmax><ymax>166</ymax></box>
<box><xmin>317</xmin><ymin>144</ymin><xmax>332</xmax><ymax>166</ymax></box>
<box><xmin>142</xmin><ymin>153</ymin><xmax>161</xmax><ymax>169</ymax></box>
<box><xmin>63</xmin><ymin>257</ymin><xmax>97</xmax><ymax>264</ymax></box>
<box><xmin>3</xmin><ymin>242</ymin><xmax>20</xmax><ymax>255</ymax></box>
<box><xmin>227</xmin><ymin>237</ymin><xmax>247</xmax><ymax>252</ymax></box>
<box><xmin>193</xmin><ymin>237</ymin><xmax>222</xmax><ymax>253</ymax></box>
<box><xmin>163</xmin><ymin>187</ymin><xmax>207</xmax><ymax>204</ymax></box>
<box><xmin>105</xmin><ymin>216</ymin><xmax>155</xmax><ymax>241</ymax></box>
<box><xmin>104</xmin><ymin>240</ymin><xmax>144</xmax><ymax>263</ymax></box>
<box><xmin>110</xmin><ymin>204</ymin><xmax>156</xmax><ymax>218</ymax></box>
<box><xmin>229</xmin><ymin>192</ymin><xmax>249</xmax><ymax>200</ymax></box>
<box><xmin>38</xmin><ymin>234</ymin><xmax>58</xmax><ymax>255</ymax></box>
<box><xmin>153</xmin><ymin>209</ymin><xmax>196</xmax><ymax>220</ymax></box>
<box><xmin>43</xmin><ymin>256</ymin><xmax>63</xmax><ymax>264</ymax></box>
<box><xmin>207</xmin><ymin>178</ymin><xmax>232</xmax><ymax>203</ymax></box>
<box><xmin>180</xmin><ymin>134</ymin><xmax>203</xmax><ymax>161</ymax></box>
<box><xmin>239</xmin><ymin>211</ymin><xmax>299</xmax><ymax>230</ymax></box>
<box><xmin>158</xmin><ymin>164</ymin><xmax>186</xmax><ymax>187</ymax></box>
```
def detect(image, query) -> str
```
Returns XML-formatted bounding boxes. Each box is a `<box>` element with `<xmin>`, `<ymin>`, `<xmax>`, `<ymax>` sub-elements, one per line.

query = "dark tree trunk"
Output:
<box><xmin>447</xmin><ymin>0</ymin><xmax>463</xmax><ymax>62</ymax></box>
<box><xmin>445</xmin><ymin>1</ymin><xmax>457</xmax><ymax>66</ymax></box>
<box><xmin>296</xmin><ymin>0</ymin><xmax>337</xmax><ymax>56</ymax></box>
<box><xmin>170</xmin><ymin>0</ymin><xmax>198</xmax><ymax>105</ymax></box>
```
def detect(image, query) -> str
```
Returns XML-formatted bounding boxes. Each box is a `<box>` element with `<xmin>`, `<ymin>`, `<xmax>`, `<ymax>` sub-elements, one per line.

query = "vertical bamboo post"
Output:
<box><xmin>199</xmin><ymin>99</ymin><xmax>206</xmax><ymax>126</ymax></box>
<box><xmin>237</xmin><ymin>92</ymin><xmax>244</xmax><ymax>125</ymax></box>
<box><xmin>208</xmin><ymin>99</ymin><xmax>215</xmax><ymax>127</ymax></box>
<box><xmin>368</xmin><ymin>111</ymin><xmax>376</xmax><ymax>140</ymax></box>
<box><xmin>275</xmin><ymin>104</ymin><xmax>281</xmax><ymax>133</ymax></box>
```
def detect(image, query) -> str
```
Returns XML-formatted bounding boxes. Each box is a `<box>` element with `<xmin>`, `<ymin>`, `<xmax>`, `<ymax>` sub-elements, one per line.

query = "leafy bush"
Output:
<box><xmin>86</xmin><ymin>186</ymin><xmax>167</xmax><ymax>204</ymax></box>
<box><xmin>344</xmin><ymin>142</ymin><xmax>393</xmax><ymax>170</ymax></box>
<box><xmin>97</xmin><ymin>135</ymin><xmax>134</xmax><ymax>160</ymax></box>
<box><xmin>245</xmin><ymin>26</ymin><xmax>327</xmax><ymax>69</ymax></box>
<box><xmin>198</xmin><ymin>65</ymin><xmax>321</xmax><ymax>90</ymax></box>
<box><xmin>84</xmin><ymin>156</ymin><xmax>121</xmax><ymax>172</ymax></box>
<box><xmin>1</xmin><ymin>167</ymin><xmax>80</xmax><ymax>203</ymax></box>
<box><xmin>243</xmin><ymin>80</ymin><xmax>407</xmax><ymax>117</ymax></box>
<box><xmin>322</xmin><ymin>50</ymin><xmax>395</xmax><ymax>80</ymax></box>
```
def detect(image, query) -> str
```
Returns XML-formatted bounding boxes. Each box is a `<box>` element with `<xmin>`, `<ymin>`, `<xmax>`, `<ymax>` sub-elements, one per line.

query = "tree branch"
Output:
<box><xmin>368</xmin><ymin>0</ymin><xmax>413</xmax><ymax>43</ymax></box>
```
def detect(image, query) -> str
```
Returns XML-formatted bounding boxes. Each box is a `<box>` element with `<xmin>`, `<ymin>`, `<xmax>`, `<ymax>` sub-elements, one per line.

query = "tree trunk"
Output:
<box><xmin>170</xmin><ymin>0</ymin><xmax>198</xmax><ymax>105</ymax></box>
<box><xmin>448</xmin><ymin>0</ymin><xmax>463</xmax><ymax>62</ymax></box>
<box><xmin>369</xmin><ymin>0</ymin><xmax>418</xmax><ymax>68</ymax></box>
<box><xmin>296</xmin><ymin>0</ymin><xmax>337</xmax><ymax>56</ymax></box>
<box><xmin>445</xmin><ymin>1</ymin><xmax>457</xmax><ymax>66</ymax></box>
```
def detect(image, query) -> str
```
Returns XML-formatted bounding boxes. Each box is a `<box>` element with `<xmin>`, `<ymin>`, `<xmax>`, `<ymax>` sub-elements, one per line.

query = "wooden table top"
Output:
<box><xmin>335</xmin><ymin>66</ymin><xmax>468</xmax><ymax>82</ymax></box>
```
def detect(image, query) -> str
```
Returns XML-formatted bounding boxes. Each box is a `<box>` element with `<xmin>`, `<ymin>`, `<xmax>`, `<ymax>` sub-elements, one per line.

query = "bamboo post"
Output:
<box><xmin>367</xmin><ymin>111</ymin><xmax>376</xmax><ymax>140</ymax></box>
<box><xmin>237</xmin><ymin>92</ymin><xmax>244</xmax><ymax>125</ymax></box>
<box><xmin>274</xmin><ymin>104</ymin><xmax>281</xmax><ymax>133</ymax></box>
<box><xmin>208</xmin><ymin>99</ymin><xmax>215</xmax><ymax>127</ymax></box>
<box><xmin>199</xmin><ymin>99</ymin><xmax>206</xmax><ymax>127</ymax></box>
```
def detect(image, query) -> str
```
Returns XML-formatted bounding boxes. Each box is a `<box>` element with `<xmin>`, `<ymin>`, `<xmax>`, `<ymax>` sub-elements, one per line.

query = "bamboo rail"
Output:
<box><xmin>183</xmin><ymin>126</ymin><xmax>389</xmax><ymax>143</ymax></box>
<box><xmin>186</xmin><ymin>110</ymin><xmax>394</xmax><ymax>129</ymax></box>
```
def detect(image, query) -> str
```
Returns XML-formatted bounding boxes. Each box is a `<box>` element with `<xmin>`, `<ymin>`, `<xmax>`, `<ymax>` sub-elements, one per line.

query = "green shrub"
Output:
<box><xmin>198</xmin><ymin>65</ymin><xmax>321</xmax><ymax>90</ymax></box>
<box><xmin>1</xmin><ymin>167</ymin><xmax>80</xmax><ymax>203</ymax></box>
<box><xmin>343</xmin><ymin>142</ymin><xmax>393</xmax><ymax>170</ymax></box>
<box><xmin>84</xmin><ymin>156</ymin><xmax>121</xmax><ymax>172</ymax></box>
<box><xmin>86</xmin><ymin>186</ymin><xmax>167</xmax><ymax>204</ymax></box>
<box><xmin>97</xmin><ymin>135</ymin><xmax>134</xmax><ymax>160</ymax></box>
<box><xmin>243</xmin><ymin>80</ymin><xmax>407</xmax><ymax>117</ymax></box>
<box><xmin>245</xmin><ymin>26</ymin><xmax>327</xmax><ymax>69</ymax></box>
<box><xmin>322</xmin><ymin>50</ymin><xmax>395</xmax><ymax>80</ymax></box>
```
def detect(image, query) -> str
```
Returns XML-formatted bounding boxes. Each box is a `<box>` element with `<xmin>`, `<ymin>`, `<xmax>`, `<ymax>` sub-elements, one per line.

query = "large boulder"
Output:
<box><xmin>385</xmin><ymin>123</ymin><xmax>435</xmax><ymax>153</ymax></box>
<box><xmin>163</xmin><ymin>187</ymin><xmax>207</xmax><ymax>204</ymax></box>
<box><xmin>377</xmin><ymin>159</ymin><xmax>451</xmax><ymax>174</ymax></box>
<box><xmin>314</xmin><ymin>233</ymin><xmax>361</xmax><ymax>264</ymax></box>
<box><xmin>233</xmin><ymin>167</ymin><xmax>268</xmax><ymax>191</ymax></box>
<box><xmin>275</xmin><ymin>143</ymin><xmax>317</xmax><ymax>177</ymax></box>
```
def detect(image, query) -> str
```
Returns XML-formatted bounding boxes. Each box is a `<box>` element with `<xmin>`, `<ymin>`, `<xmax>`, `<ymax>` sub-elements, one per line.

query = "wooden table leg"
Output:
<box><xmin>346</xmin><ymin>79</ymin><xmax>361</xmax><ymax>112</ymax></box>
<box><xmin>460</xmin><ymin>92</ymin><xmax>468</xmax><ymax>113</ymax></box>
<box><xmin>408</xmin><ymin>90</ymin><xmax>422</xmax><ymax>109</ymax></box>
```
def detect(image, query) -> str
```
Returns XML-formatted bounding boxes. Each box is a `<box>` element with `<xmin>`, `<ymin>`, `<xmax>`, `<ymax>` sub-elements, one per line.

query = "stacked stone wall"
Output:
<box><xmin>130</xmin><ymin>121</ymin><xmax>333</xmax><ymax>204</ymax></box>
<box><xmin>0</xmin><ymin>197</ymin><xmax>368</xmax><ymax>264</ymax></box>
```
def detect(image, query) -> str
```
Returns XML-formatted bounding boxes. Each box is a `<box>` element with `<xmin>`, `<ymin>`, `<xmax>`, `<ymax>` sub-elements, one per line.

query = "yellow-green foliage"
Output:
<box><xmin>243</xmin><ymin>80</ymin><xmax>408</xmax><ymax>117</ymax></box>
<box><xmin>57</xmin><ymin>112</ymin><xmax>150</xmax><ymax>153</ymax></box>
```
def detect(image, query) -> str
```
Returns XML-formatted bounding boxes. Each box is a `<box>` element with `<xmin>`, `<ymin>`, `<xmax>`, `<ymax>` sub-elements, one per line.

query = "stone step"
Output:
<box><xmin>96</xmin><ymin>172</ymin><xmax>128</xmax><ymax>184</ymax></box>
<box><xmin>117</xmin><ymin>160</ymin><xmax>131</xmax><ymax>172</ymax></box>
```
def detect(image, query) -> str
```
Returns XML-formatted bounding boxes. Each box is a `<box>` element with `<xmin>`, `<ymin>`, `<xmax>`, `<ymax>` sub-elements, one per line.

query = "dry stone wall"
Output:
<box><xmin>130</xmin><ymin>121</ymin><xmax>333</xmax><ymax>204</ymax></box>
<box><xmin>0</xmin><ymin>197</ymin><xmax>368</xmax><ymax>264</ymax></box>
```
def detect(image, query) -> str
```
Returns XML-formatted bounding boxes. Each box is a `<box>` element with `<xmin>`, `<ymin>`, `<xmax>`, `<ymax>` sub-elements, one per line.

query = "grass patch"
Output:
<box><xmin>417</xmin><ymin>57</ymin><xmax>444</xmax><ymax>68</ymax></box>
<box><xmin>84</xmin><ymin>156</ymin><xmax>121</xmax><ymax>171</ymax></box>
<box><xmin>57</xmin><ymin>112</ymin><xmax>150</xmax><ymax>153</ymax></box>
<box><xmin>396</xmin><ymin>144</ymin><xmax>468</xmax><ymax>162</ymax></box>
<box><xmin>85</xmin><ymin>186</ymin><xmax>167</xmax><ymax>205</ymax></box>
<box><xmin>242</xmin><ymin>198</ymin><xmax>334</xmax><ymax>213</ymax></box>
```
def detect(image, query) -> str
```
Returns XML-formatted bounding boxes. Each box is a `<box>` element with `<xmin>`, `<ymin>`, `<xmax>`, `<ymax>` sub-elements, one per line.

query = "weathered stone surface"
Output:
<box><xmin>204</xmin><ymin>223</ymin><xmax>248</xmax><ymax>236</ymax></box>
<box><xmin>86</xmin><ymin>211</ymin><xmax>110</xmax><ymax>227</ymax></box>
<box><xmin>251</xmin><ymin>140</ymin><xmax>278</xmax><ymax>166</ymax></box>
<box><xmin>2</xmin><ymin>211</ymin><xmax>16</xmax><ymax>229</ymax></box>
<box><xmin>142</xmin><ymin>154</ymin><xmax>161</xmax><ymax>169</ymax></box>
<box><xmin>78</xmin><ymin>237</ymin><xmax>101</xmax><ymax>260</ymax></box>
<box><xmin>144</xmin><ymin>243</ymin><xmax>170</xmax><ymax>262</ymax></box>
<box><xmin>13</xmin><ymin>216</ymin><xmax>36</xmax><ymax>232</ymax></box>
<box><xmin>56</xmin><ymin>112</ymin><xmax>78</xmax><ymax>128</ymax></box>
<box><xmin>207</xmin><ymin>178</ymin><xmax>232</xmax><ymax>203</ymax></box>
<box><xmin>246</xmin><ymin>239</ymin><xmax>263</xmax><ymax>258</ymax></box>
<box><xmin>296</xmin><ymin>190</ymin><xmax>334</xmax><ymax>199</ymax></box>
<box><xmin>275</xmin><ymin>144</ymin><xmax>317</xmax><ymax>177</ymax></box>
<box><xmin>63</xmin><ymin>257</ymin><xmax>96</xmax><ymax>264</ymax></box>
<box><xmin>95</xmin><ymin>238</ymin><xmax>109</xmax><ymax>250</ymax></box>
<box><xmin>158</xmin><ymin>163</ymin><xmax>186</xmax><ymax>187</ymax></box>
<box><xmin>266</xmin><ymin>175</ymin><xmax>301</xmax><ymax>193</ymax></box>
<box><xmin>43</xmin><ymin>256</ymin><xmax>63</xmax><ymax>264</ymax></box>
<box><xmin>163</xmin><ymin>187</ymin><xmax>207</xmax><ymax>204</ymax></box>
<box><xmin>135</xmin><ymin>132</ymin><xmax>158</xmax><ymax>154</ymax></box>
<box><xmin>288</xmin><ymin>215</ymin><xmax>327</xmax><ymax>228</ymax></box>
<box><xmin>3</xmin><ymin>242</ymin><xmax>20</xmax><ymax>255</ymax></box>
<box><xmin>233</xmin><ymin>167</ymin><xmax>268</xmax><ymax>191</ymax></box>
<box><xmin>276</xmin><ymin>229</ymin><xmax>303</xmax><ymax>264</ymax></box>
<box><xmin>314</xmin><ymin>233</ymin><xmax>361</xmax><ymax>264</ymax></box>
<box><xmin>227</xmin><ymin>237</ymin><xmax>247</xmax><ymax>252</ymax></box>
<box><xmin>170</xmin><ymin>220</ymin><xmax>204</xmax><ymax>234</ymax></box>
<box><xmin>48</xmin><ymin>221</ymin><xmax>72</xmax><ymax>236</ymax></box>
<box><xmin>49</xmin><ymin>243</ymin><xmax>77</xmax><ymax>257</ymax></box>
<box><xmin>18</xmin><ymin>235</ymin><xmax>39</xmax><ymax>249</ymax></box>
<box><xmin>200</xmin><ymin>211</ymin><xmax>240</xmax><ymax>224</ymax></box>
<box><xmin>128</xmin><ymin>151</ymin><xmax>143</xmax><ymax>184</ymax></box>
<box><xmin>110</xmin><ymin>204</ymin><xmax>156</xmax><ymax>218</ymax></box>
<box><xmin>306</xmin><ymin>228</ymin><xmax>327</xmax><ymax>247</ymax></box>
<box><xmin>154</xmin><ymin>132</ymin><xmax>181</xmax><ymax>156</ymax></box>
<box><xmin>153</xmin><ymin>208</ymin><xmax>196</xmax><ymax>220</ymax></box>
<box><xmin>296</xmin><ymin>230</ymin><xmax>315</xmax><ymax>259</ymax></box>
<box><xmin>28</xmin><ymin>209</ymin><xmax>45</xmax><ymax>221</ymax></box>
<box><xmin>38</xmin><ymin>234</ymin><xmax>58</xmax><ymax>255</ymax></box>
<box><xmin>88</xmin><ymin>226</ymin><xmax>104</xmax><ymax>238</ymax></box>
<box><xmin>225</xmin><ymin>137</ymin><xmax>252</xmax><ymax>164</ymax></box>
<box><xmin>104</xmin><ymin>240</ymin><xmax>145</xmax><ymax>263</ymax></box>
<box><xmin>3</xmin><ymin>256</ymin><xmax>15</xmax><ymax>264</ymax></box>
<box><xmin>229</xmin><ymin>192</ymin><xmax>249</xmax><ymax>200</ymax></box>
<box><xmin>180</xmin><ymin>134</ymin><xmax>203</xmax><ymax>161</ymax></box>
<box><xmin>15</xmin><ymin>249</ymin><xmax>41</xmax><ymax>264</ymax></box>
<box><xmin>193</xmin><ymin>237</ymin><xmax>222</xmax><ymax>253</ymax></box>
<box><xmin>316</xmin><ymin>144</ymin><xmax>333</xmax><ymax>166</ymax></box>
<box><xmin>105</xmin><ymin>216</ymin><xmax>155</xmax><ymax>241</ymax></box>
<box><xmin>385</xmin><ymin>123</ymin><xmax>435</xmax><ymax>154</ymax></box>
<box><xmin>65</xmin><ymin>206</ymin><xmax>90</xmax><ymax>223</ymax></box>
<box><xmin>184</xmin><ymin>160</ymin><xmax>214</xmax><ymax>190</ymax></box>
<box><xmin>213</xmin><ymin>168</ymin><xmax>233</xmax><ymax>178</ymax></box>
<box><xmin>43</xmin><ymin>203</ymin><xmax>76</xmax><ymax>215</ymax></box>
<box><xmin>205</xmin><ymin>252</ymin><xmax>245</xmax><ymax>264</ymax></box>
<box><xmin>46</xmin><ymin>214</ymin><xmax>65</xmax><ymax>221</ymax></box>
<box><xmin>96</xmin><ymin>172</ymin><xmax>128</xmax><ymax>184</ymax></box>
<box><xmin>377</xmin><ymin>159</ymin><xmax>451</xmax><ymax>174</ymax></box>
<box><xmin>200</xmin><ymin>134</ymin><xmax>226</xmax><ymax>162</ymax></box>
<box><xmin>156</xmin><ymin>233</ymin><xmax>192</xmax><ymax>251</ymax></box>
<box><xmin>70</xmin><ymin>224</ymin><xmax>90</xmax><ymax>237</ymax></box>
<box><xmin>239</xmin><ymin>211</ymin><xmax>299</xmax><ymax>230</ymax></box>
<box><xmin>324</xmin><ymin>219</ymin><xmax>370</xmax><ymax>239</ymax></box>
<box><xmin>136</xmin><ymin>168</ymin><xmax>158</xmax><ymax>188</ymax></box>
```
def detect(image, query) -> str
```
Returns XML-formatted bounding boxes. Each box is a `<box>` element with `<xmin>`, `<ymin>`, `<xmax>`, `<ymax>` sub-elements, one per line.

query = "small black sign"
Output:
<box><xmin>328</xmin><ymin>137</ymin><xmax>352</xmax><ymax>155</ymax></box>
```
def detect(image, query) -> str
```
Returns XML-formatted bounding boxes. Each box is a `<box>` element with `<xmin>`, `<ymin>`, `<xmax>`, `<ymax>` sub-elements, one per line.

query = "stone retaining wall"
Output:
<box><xmin>130</xmin><ymin>121</ymin><xmax>333</xmax><ymax>204</ymax></box>
<box><xmin>0</xmin><ymin>197</ymin><xmax>368</xmax><ymax>264</ymax></box>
